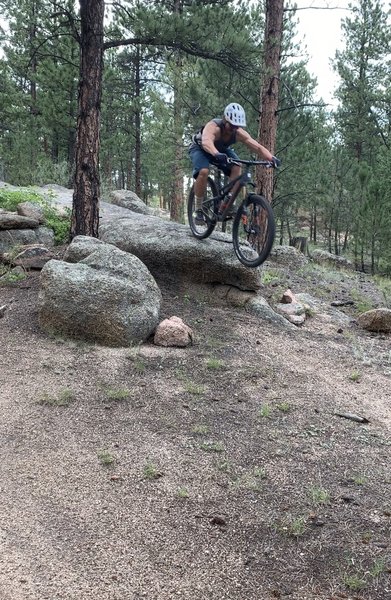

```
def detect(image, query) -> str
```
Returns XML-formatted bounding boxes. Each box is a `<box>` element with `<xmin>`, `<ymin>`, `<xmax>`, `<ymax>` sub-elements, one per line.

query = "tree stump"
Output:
<box><xmin>290</xmin><ymin>236</ymin><xmax>308</xmax><ymax>254</ymax></box>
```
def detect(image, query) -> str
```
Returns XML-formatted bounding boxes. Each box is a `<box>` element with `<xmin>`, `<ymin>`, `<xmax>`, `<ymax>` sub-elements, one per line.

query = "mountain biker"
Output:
<box><xmin>188</xmin><ymin>102</ymin><xmax>280</xmax><ymax>223</ymax></box>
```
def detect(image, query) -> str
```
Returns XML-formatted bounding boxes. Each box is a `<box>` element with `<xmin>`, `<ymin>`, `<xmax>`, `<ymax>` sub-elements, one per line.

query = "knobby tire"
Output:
<box><xmin>232</xmin><ymin>194</ymin><xmax>275</xmax><ymax>268</ymax></box>
<box><xmin>187</xmin><ymin>177</ymin><xmax>218</xmax><ymax>240</ymax></box>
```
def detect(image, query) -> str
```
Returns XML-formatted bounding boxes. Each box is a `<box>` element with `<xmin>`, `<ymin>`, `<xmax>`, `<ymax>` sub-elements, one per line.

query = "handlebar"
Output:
<box><xmin>227</xmin><ymin>158</ymin><xmax>275</xmax><ymax>168</ymax></box>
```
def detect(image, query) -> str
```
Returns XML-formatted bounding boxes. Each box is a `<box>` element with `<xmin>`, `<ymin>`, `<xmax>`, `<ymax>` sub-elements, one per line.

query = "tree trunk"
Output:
<box><xmin>286</xmin><ymin>217</ymin><xmax>292</xmax><ymax>242</ymax></box>
<box><xmin>71</xmin><ymin>0</ymin><xmax>104</xmax><ymax>239</ymax></box>
<box><xmin>29</xmin><ymin>1</ymin><xmax>37</xmax><ymax>114</ymax></box>
<box><xmin>256</xmin><ymin>0</ymin><xmax>283</xmax><ymax>200</ymax></box>
<box><xmin>134</xmin><ymin>45</ymin><xmax>142</xmax><ymax>198</ymax></box>
<box><xmin>279</xmin><ymin>217</ymin><xmax>284</xmax><ymax>245</ymax></box>
<box><xmin>343</xmin><ymin>229</ymin><xmax>348</xmax><ymax>252</ymax></box>
<box><xmin>51</xmin><ymin>132</ymin><xmax>59</xmax><ymax>163</ymax></box>
<box><xmin>102</xmin><ymin>153</ymin><xmax>112</xmax><ymax>183</ymax></box>
<box><xmin>67</xmin><ymin>43</ymin><xmax>78</xmax><ymax>175</ymax></box>
<box><xmin>279</xmin><ymin>201</ymin><xmax>285</xmax><ymax>245</ymax></box>
<box><xmin>334</xmin><ymin>228</ymin><xmax>338</xmax><ymax>255</ymax></box>
<box><xmin>328</xmin><ymin>224</ymin><xmax>332</xmax><ymax>253</ymax></box>
<box><xmin>170</xmin><ymin>70</ymin><xmax>184</xmax><ymax>222</ymax></box>
<box><xmin>371</xmin><ymin>231</ymin><xmax>375</xmax><ymax>275</ymax></box>
<box><xmin>170</xmin><ymin>0</ymin><xmax>184</xmax><ymax>223</ymax></box>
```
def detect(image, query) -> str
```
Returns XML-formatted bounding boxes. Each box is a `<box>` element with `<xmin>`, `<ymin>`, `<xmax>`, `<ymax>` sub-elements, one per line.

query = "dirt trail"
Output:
<box><xmin>1</xmin><ymin>264</ymin><xmax>390</xmax><ymax>600</ymax></box>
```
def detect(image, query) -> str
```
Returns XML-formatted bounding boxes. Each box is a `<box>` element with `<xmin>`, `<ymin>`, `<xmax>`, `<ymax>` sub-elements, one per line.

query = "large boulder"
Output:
<box><xmin>0</xmin><ymin>226</ymin><xmax>54</xmax><ymax>254</ymax></box>
<box><xmin>0</xmin><ymin>213</ymin><xmax>39</xmax><ymax>229</ymax></box>
<box><xmin>17</xmin><ymin>202</ymin><xmax>45</xmax><ymax>223</ymax></box>
<box><xmin>99</xmin><ymin>214</ymin><xmax>262</xmax><ymax>291</ymax></box>
<box><xmin>109</xmin><ymin>190</ymin><xmax>154</xmax><ymax>215</ymax></box>
<box><xmin>266</xmin><ymin>245</ymin><xmax>309</xmax><ymax>269</ymax></box>
<box><xmin>2</xmin><ymin>244</ymin><xmax>54</xmax><ymax>270</ymax></box>
<box><xmin>311</xmin><ymin>249</ymin><xmax>353</xmax><ymax>270</ymax></box>
<box><xmin>39</xmin><ymin>243</ymin><xmax>162</xmax><ymax>347</ymax></box>
<box><xmin>63</xmin><ymin>235</ymin><xmax>105</xmax><ymax>262</ymax></box>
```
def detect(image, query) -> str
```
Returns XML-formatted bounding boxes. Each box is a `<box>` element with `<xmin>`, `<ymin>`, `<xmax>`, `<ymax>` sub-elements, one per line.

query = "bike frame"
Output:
<box><xmin>211</xmin><ymin>159</ymin><xmax>272</xmax><ymax>221</ymax></box>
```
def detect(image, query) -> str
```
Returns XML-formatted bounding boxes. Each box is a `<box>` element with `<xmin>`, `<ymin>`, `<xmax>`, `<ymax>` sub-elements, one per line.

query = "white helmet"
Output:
<box><xmin>224</xmin><ymin>102</ymin><xmax>246</xmax><ymax>127</ymax></box>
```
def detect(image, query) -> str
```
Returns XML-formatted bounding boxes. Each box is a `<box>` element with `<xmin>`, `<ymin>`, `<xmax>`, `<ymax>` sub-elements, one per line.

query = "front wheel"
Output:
<box><xmin>232</xmin><ymin>194</ymin><xmax>275</xmax><ymax>268</ymax></box>
<box><xmin>187</xmin><ymin>177</ymin><xmax>218</xmax><ymax>239</ymax></box>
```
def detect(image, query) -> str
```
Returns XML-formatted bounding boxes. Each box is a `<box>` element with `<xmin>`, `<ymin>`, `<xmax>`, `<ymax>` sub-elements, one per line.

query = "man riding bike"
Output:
<box><xmin>188</xmin><ymin>102</ymin><xmax>280</xmax><ymax>224</ymax></box>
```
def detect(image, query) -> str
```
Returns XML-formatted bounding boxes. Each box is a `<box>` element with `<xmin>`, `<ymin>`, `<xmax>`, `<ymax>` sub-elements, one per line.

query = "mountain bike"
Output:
<box><xmin>187</xmin><ymin>158</ymin><xmax>276</xmax><ymax>268</ymax></box>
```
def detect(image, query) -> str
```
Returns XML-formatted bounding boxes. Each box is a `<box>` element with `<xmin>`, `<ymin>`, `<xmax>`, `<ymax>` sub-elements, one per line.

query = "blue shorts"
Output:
<box><xmin>188</xmin><ymin>145</ymin><xmax>240</xmax><ymax>179</ymax></box>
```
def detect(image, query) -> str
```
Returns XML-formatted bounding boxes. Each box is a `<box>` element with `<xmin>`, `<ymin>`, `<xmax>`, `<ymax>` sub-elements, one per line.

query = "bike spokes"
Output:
<box><xmin>246</xmin><ymin>205</ymin><xmax>268</xmax><ymax>251</ymax></box>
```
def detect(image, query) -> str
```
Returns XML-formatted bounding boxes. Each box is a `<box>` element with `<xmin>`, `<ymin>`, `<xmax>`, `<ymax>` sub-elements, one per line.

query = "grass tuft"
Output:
<box><xmin>98</xmin><ymin>449</ymin><xmax>116</xmax><ymax>466</ymax></box>
<box><xmin>309</xmin><ymin>485</ymin><xmax>330</xmax><ymax>505</ymax></box>
<box><xmin>143</xmin><ymin>462</ymin><xmax>163</xmax><ymax>480</ymax></box>
<box><xmin>38</xmin><ymin>388</ymin><xmax>75</xmax><ymax>406</ymax></box>
<box><xmin>200</xmin><ymin>441</ymin><xmax>224</xmax><ymax>453</ymax></box>
<box><xmin>106</xmin><ymin>387</ymin><xmax>131</xmax><ymax>401</ymax></box>
<box><xmin>206</xmin><ymin>357</ymin><xmax>224</xmax><ymax>370</ymax></box>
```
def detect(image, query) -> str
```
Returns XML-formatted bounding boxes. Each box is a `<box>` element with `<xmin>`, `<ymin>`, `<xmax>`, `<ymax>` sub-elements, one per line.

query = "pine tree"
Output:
<box><xmin>333</xmin><ymin>0</ymin><xmax>390</xmax><ymax>271</ymax></box>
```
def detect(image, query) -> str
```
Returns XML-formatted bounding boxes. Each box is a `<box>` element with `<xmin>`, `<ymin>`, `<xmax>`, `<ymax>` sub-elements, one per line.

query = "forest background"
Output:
<box><xmin>0</xmin><ymin>0</ymin><xmax>390</xmax><ymax>274</ymax></box>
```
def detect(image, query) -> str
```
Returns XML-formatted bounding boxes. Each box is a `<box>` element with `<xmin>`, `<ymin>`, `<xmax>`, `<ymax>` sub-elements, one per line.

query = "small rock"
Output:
<box><xmin>357</xmin><ymin>308</ymin><xmax>391</xmax><ymax>333</ymax></box>
<box><xmin>331</xmin><ymin>300</ymin><xmax>354</xmax><ymax>307</ymax></box>
<box><xmin>280</xmin><ymin>288</ymin><xmax>296</xmax><ymax>304</ymax></box>
<box><xmin>275</xmin><ymin>302</ymin><xmax>306</xmax><ymax>326</ymax></box>
<box><xmin>154</xmin><ymin>316</ymin><xmax>193</xmax><ymax>347</ymax></box>
<box><xmin>287</xmin><ymin>314</ymin><xmax>306</xmax><ymax>326</ymax></box>
<box><xmin>340</xmin><ymin>495</ymin><xmax>359</xmax><ymax>505</ymax></box>
<box><xmin>210</xmin><ymin>516</ymin><xmax>227</xmax><ymax>526</ymax></box>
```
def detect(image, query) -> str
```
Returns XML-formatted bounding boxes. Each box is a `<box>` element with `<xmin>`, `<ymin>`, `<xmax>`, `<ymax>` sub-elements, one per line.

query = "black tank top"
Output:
<box><xmin>190</xmin><ymin>118</ymin><xmax>237</xmax><ymax>152</ymax></box>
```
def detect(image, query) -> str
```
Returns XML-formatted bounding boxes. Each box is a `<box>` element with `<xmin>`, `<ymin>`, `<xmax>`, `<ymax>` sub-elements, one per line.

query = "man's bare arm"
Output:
<box><xmin>237</xmin><ymin>129</ymin><xmax>273</xmax><ymax>161</ymax></box>
<box><xmin>201</xmin><ymin>121</ymin><xmax>220</xmax><ymax>155</ymax></box>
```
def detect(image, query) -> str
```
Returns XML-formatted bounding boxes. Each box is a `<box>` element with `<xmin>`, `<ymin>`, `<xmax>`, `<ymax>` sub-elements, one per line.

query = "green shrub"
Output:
<box><xmin>0</xmin><ymin>270</ymin><xmax>26</xmax><ymax>285</ymax></box>
<box><xmin>0</xmin><ymin>189</ymin><xmax>43</xmax><ymax>211</ymax></box>
<box><xmin>0</xmin><ymin>189</ymin><xmax>70</xmax><ymax>244</ymax></box>
<box><xmin>43</xmin><ymin>204</ymin><xmax>71</xmax><ymax>244</ymax></box>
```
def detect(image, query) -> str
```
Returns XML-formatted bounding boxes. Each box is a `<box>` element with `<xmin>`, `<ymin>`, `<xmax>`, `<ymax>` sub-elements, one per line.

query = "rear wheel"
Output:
<box><xmin>232</xmin><ymin>194</ymin><xmax>275</xmax><ymax>267</ymax></box>
<box><xmin>187</xmin><ymin>177</ymin><xmax>218</xmax><ymax>239</ymax></box>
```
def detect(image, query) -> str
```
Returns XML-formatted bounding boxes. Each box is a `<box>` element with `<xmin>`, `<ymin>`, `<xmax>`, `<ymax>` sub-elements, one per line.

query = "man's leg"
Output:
<box><xmin>194</xmin><ymin>168</ymin><xmax>209</xmax><ymax>210</ymax></box>
<box><xmin>229</xmin><ymin>164</ymin><xmax>241</xmax><ymax>194</ymax></box>
<box><xmin>189</xmin><ymin>147</ymin><xmax>211</xmax><ymax>211</ymax></box>
<box><xmin>225</xmin><ymin>149</ymin><xmax>242</xmax><ymax>198</ymax></box>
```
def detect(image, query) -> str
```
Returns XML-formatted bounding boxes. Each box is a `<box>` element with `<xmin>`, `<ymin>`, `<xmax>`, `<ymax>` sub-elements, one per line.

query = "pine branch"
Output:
<box><xmin>103</xmin><ymin>37</ymin><xmax>252</xmax><ymax>72</ymax></box>
<box><xmin>368</xmin><ymin>106</ymin><xmax>390</xmax><ymax>149</ymax></box>
<box><xmin>276</xmin><ymin>102</ymin><xmax>328</xmax><ymax>113</ymax></box>
<box><xmin>284</xmin><ymin>5</ymin><xmax>351</xmax><ymax>12</ymax></box>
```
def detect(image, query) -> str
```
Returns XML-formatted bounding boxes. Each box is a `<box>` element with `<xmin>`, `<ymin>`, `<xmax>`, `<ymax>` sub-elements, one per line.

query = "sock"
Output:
<box><xmin>195</xmin><ymin>195</ymin><xmax>203</xmax><ymax>210</ymax></box>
